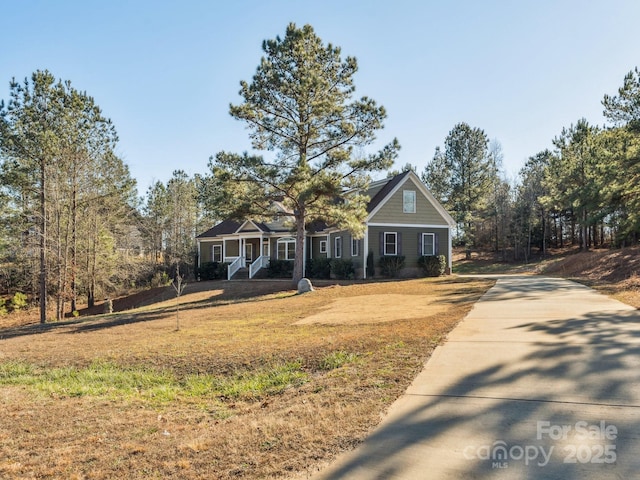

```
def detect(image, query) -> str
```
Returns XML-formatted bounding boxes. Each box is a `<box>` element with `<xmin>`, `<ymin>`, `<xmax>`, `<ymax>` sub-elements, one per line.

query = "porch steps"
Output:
<box><xmin>229</xmin><ymin>266</ymin><xmax>269</xmax><ymax>280</ymax></box>
<box><xmin>230</xmin><ymin>267</ymin><xmax>249</xmax><ymax>280</ymax></box>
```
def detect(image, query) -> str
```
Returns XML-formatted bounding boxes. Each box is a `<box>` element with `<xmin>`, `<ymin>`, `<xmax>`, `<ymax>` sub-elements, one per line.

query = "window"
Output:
<box><xmin>212</xmin><ymin>245</ymin><xmax>222</xmax><ymax>263</ymax></box>
<box><xmin>384</xmin><ymin>232</ymin><xmax>397</xmax><ymax>256</ymax></box>
<box><xmin>334</xmin><ymin>236</ymin><xmax>342</xmax><ymax>258</ymax></box>
<box><xmin>421</xmin><ymin>233</ymin><xmax>435</xmax><ymax>256</ymax></box>
<box><xmin>403</xmin><ymin>190</ymin><xmax>416</xmax><ymax>213</ymax></box>
<box><xmin>277</xmin><ymin>237</ymin><xmax>296</xmax><ymax>260</ymax></box>
<box><xmin>319</xmin><ymin>240</ymin><xmax>327</xmax><ymax>254</ymax></box>
<box><xmin>351</xmin><ymin>237</ymin><xmax>360</xmax><ymax>257</ymax></box>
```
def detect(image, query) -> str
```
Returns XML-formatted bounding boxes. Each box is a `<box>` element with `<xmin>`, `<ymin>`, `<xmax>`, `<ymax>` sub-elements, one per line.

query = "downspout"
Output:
<box><xmin>363</xmin><ymin>225</ymin><xmax>369</xmax><ymax>279</ymax></box>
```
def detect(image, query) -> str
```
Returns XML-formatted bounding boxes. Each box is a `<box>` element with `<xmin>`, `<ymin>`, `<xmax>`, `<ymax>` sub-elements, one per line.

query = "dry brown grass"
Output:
<box><xmin>0</xmin><ymin>277</ymin><xmax>493</xmax><ymax>479</ymax></box>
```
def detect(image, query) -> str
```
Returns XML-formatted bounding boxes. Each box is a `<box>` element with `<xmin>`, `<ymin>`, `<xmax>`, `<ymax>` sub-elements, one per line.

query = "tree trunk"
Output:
<box><xmin>293</xmin><ymin>211</ymin><xmax>306</xmax><ymax>285</ymax></box>
<box><xmin>582</xmin><ymin>208</ymin><xmax>588</xmax><ymax>251</ymax></box>
<box><xmin>69</xmin><ymin>169</ymin><xmax>77</xmax><ymax>314</ymax></box>
<box><xmin>541</xmin><ymin>208</ymin><xmax>546</xmax><ymax>257</ymax></box>
<box><xmin>56</xmin><ymin>197</ymin><xmax>64</xmax><ymax>321</ymax></box>
<box><xmin>87</xmin><ymin>216</ymin><xmax>97</xmax><ymax>309</ymax></box>
<box><xmin>70</xmin><ymin>183</ymin><xmax>77</xmax><ymax>313</ymax></box>
<box><xmin>39</xmin><ymin>160</ymin><xmax>47</xmax><ymax>324</ymax></box>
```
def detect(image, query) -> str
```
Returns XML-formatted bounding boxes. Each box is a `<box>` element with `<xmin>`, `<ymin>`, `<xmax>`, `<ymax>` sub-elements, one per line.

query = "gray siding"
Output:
<box><xmin>370</xmin><ymin>177</ymin><xmax>447</xmax><ymax>225</ymax></box>
<box><xmin>309</xmin><ymin>236</ymin><xmax>329</xmax><ymax>259</ymax></box>
<box><xmin>329</xmin><ymin>231</ymin><xmax>365</xmax><ymax>271</ymax></box>
<box><xmin>225</xmin><ymin>239</ymin><xmax>239</xmax><ymax>257</ymax></box>
<box><xmin>199</xmin><ymin>240</ymin><xmax>223</xmax><ymax>264</ymax></box>
<box><xmin>368</xmin><ymin>225</ymin><xmax>449</xmax><ymax>277</ymax></box>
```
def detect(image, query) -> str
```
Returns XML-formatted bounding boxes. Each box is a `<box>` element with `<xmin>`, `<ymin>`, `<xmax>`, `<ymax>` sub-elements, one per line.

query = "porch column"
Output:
<box><xmin>303</xmin><ymin>231</ymin><xmax>307</xmax><ymax>276</ymax></box>
<box><xmin>197</xmin><ymin>240</ymin><xmax>201</xmax><ymax>268</ymax></box>
<box><xmin>448</xmin><ymin>226</ymin><xmax>453</xmax><ymax>273</ymax></box>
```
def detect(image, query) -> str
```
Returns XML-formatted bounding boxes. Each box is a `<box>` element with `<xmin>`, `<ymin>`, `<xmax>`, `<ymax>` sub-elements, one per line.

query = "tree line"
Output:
<box><xmin>421</xmin><ymin>67</ymin><xmax>640</xmax><ymax>260</ymax></box>
<box><xmin>1</xmin><ymin>25</ymin><xmax>638</xmax><ymax>322</ymax></box>
<box><xmin>0</xmin><ymin>72</ymin><xmax>211</xmax><ymax>322</ymax></box>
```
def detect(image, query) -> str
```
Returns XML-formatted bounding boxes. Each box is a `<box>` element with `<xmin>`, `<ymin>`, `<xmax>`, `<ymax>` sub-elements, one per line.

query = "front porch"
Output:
<box><xmin>223</xmin><ymin>236</ymin><xmax>271</xmax><ymax>280</ymax></box>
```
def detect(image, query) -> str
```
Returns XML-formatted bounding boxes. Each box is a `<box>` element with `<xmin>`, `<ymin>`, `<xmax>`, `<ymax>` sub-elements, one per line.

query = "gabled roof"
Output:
<box><xmin>197</xmin><ymin>170</ymin><xmax>455</xmax><ymax>239</ymax></box>
<box><xmin>196</xmin><ymin>219</ymin><xmax>242</xmax><ymax>238</ymax></box>
<box><xmin>366</xmin><ymin>170</ymin><xmax>411</xmax><ymax>213</ymax></box>
<box><xmin>196</xmin><ymin>218</ymin><xmax>293</xmax><ymax>239</ymax></box>
<box><xmin>236</xmin><ymin>219</ymin><xmax>270</xmax><ymax>233</ymax></box>
<box><xmin>366</xmin><ymin>170</ymin><xmax>456</xmax><ymax>227</ymax></box>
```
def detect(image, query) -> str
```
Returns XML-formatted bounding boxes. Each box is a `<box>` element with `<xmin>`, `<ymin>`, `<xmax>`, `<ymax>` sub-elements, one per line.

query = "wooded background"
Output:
<box><xmin>1</xmin><ymin>61</ymin><xmax>638</xmax><ymax>322</ymax></box>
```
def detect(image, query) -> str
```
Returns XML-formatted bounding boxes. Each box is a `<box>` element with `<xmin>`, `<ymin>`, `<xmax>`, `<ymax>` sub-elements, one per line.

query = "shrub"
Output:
<box><xmin>0</xmin><ymin>298</ymin><xmax>7</xmax><ymax>316</ymax></box>
<box><xmin>10</xmin><ymin>292</ymin><xmax>28</xmax><ymax>311</ymax></box>
<box><xmin>150</xmin><ymin>271</ymin><xmax>171</xmax><ymax>288</ymax></box>
<box><xmin>197</xmin><ymin>262</ymin><xmax>228</xmax><ymax>280</ymax></box>
<box><xmin>267</xmin><ymin>259</ymin><xmax>294</xmax><ymax>278</ymax></box>
<box><xmin>378</xmin><ymin>256</ymin><xmax>405</xmax><ymax>278</ymax></box>
<box><xmin>306</xmin><ymin>258</ymin><xmax>331</xmax><ymax>279</ymax></box>
<box><xmin>366</xmin><ymin>251</ymin><xmax>375</xmax><ymax>278</ymax></box>
<box><xmin>418</xmin><ymin>255</ymin><xmax>447</xmax><ymax>277</ymax></box>
<box><xmin>330</xmin><ymin>259</ymin><xmax>355</xmax><ymax>280</ymax></box>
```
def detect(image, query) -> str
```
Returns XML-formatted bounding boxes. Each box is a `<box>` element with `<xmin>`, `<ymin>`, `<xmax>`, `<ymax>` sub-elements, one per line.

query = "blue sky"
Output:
<box><xmin>2</xmin><ymin>1</ymin><xmax>639</xmax><ymax>195</ymax></box>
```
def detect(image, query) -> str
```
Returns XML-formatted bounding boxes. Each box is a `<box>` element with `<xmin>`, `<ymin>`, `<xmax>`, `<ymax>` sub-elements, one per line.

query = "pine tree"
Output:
<box><xmin>202</xmin><ymin>23</ymin><xmax>399</xmax><ymax>283</ymax></box>
<box><xmin>422</xmin><ymin>122</ymin><xmax>492</xmax><ymax>248</ymax></box>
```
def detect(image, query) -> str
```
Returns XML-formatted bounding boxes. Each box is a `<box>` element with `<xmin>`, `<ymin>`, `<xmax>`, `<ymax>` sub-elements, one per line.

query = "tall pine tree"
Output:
<box><xmin>202</xmin><ymin>23</ymin><xmax>399</xmax><ymax>283</ymax></box>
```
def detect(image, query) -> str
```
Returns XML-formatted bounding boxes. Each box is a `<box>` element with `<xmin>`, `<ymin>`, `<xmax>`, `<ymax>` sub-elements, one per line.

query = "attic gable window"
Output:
<box><xmin>403</xmin><ymin>190</ymin><xmax>416</xmax><ymax>213</ymax></box>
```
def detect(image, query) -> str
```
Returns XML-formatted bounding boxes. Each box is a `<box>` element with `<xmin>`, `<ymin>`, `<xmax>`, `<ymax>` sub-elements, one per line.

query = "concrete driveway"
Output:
<box><xmin>313</xmin><ymin>275</ymin><xmax>640</xmax><ymax>479</ymax></box>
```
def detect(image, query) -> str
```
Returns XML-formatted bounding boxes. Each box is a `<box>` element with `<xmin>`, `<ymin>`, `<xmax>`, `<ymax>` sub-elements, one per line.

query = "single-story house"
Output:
<box><xmin>196</xmin><ymin>170</ymin><xmax>456</xmax><ymax>279</ymax></box>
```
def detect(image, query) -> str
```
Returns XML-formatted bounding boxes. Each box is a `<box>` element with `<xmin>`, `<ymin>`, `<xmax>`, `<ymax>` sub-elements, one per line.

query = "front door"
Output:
<box><xmin>245</xmin><ymin>243</ymin><xmax>253</xmax><ymax>264</ymax></box>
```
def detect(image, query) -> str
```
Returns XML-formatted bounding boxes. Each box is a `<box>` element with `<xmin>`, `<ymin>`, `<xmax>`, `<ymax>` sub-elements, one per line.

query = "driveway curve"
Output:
<box><xmin>313</xmin><ymin>275</ymin><xmax>640</xmax><ymax>479</ymax></box>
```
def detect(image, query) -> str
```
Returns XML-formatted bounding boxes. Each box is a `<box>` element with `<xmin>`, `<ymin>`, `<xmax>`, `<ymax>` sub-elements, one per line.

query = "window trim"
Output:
<box><xmin>351</xmin><ymin>237</ymin><xmax>359</xmax><ymax>257</ymax></box>
<box><xmin>319</xmin><ymin>239</ymin><xmax>327</xmax><ymax>254</ymax></box>
<box><xmin>212</xmin><ymin>244</ymin><xmax>222</xmax><ymax>263</ymax></box>
<box><xmin>277</xmin><ymin>237</ymin><xmax>296</xmax><ymax>260</ymax></box>
<box><xmin>334</xmin><ymin>236</ymin><xmax>342</xmax><ymax>258</ymax></box>
<box><xmin>383</xmin><ymin>232</ymin><xmax>398</xmax><ymax>256</ymax></box>
<box><xmin>421</xmin><ymin>233</ymin><xmax>435</xmax><ymax>256</ymax></box>
<box><xmin>403</xmin><ymin>189</ymin><xmax>416</xmax><ymax>214</ymax></box>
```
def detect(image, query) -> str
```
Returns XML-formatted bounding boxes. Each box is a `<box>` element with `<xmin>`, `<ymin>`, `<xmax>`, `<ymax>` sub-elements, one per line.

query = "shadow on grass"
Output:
<box><xmin>0</xmin><ymin>280</ymin><xmax>297</xmax><ymax>340</ymax></box>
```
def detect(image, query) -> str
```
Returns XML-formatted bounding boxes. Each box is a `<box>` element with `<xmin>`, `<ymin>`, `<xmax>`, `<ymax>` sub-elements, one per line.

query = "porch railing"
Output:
<box><xmin>227</xmin><ymin>256</ymin><xmax>242</xmax><ymax>280</ymax></box>
<box><xmin>249</xmin><ymin>255</ymin><xmax>270</xmax><ymax>279</ymax></box>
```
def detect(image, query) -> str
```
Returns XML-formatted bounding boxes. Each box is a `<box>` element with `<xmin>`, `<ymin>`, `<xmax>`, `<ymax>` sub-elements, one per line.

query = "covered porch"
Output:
<box><xmin>223</xmin><ymin>235</ymin><xmax>271</xmax><ymax>279</ymax></box>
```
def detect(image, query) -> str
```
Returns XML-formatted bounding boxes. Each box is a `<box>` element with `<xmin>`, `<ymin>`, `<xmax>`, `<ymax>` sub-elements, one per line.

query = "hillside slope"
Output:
<box><xmin>540</xmin><ymin>246</ymin><xmax>640</xmax><ymax>307</ymax></box>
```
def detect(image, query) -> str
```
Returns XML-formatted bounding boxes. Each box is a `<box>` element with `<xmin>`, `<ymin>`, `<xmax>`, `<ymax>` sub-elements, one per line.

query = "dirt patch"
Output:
<box><xmin>296</xmin><ymin>294</ymin><xmax>446</xmax><ymax>325</ymax></box>
<box><xmin>540</xmin><ymin>246</ymin><xmax>640</xmax><ymax>308</ymax></box>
